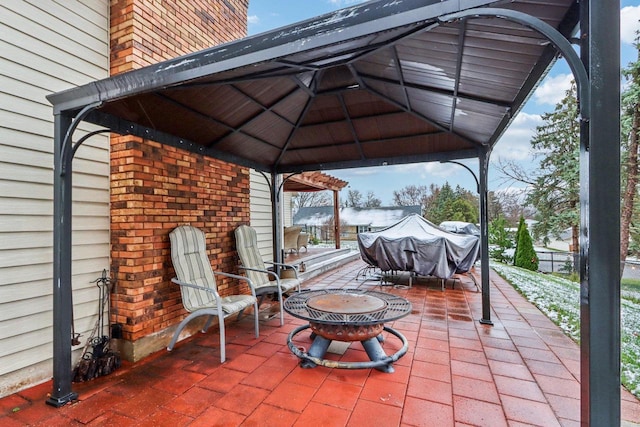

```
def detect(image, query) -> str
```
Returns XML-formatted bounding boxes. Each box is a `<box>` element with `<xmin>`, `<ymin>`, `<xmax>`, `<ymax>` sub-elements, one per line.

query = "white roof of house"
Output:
<box><xmin>294</xmin><ymin>206</ymin><xmax>421</xmax><ymax>228</ymax></box>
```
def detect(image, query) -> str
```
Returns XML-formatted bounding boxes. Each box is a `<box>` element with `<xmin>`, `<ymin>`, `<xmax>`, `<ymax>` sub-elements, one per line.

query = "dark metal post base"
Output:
<box><xmin>46</xmin><ymin>391</ymin><xmax>78</xmax><ymax>408</ymax></box>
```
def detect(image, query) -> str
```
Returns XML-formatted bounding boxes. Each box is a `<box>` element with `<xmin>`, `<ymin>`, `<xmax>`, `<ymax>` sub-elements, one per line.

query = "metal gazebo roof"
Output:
<box><xmin>47</xmin><ymin>0</ymin><xmax>622</xmax><ymax>424</ymax></box>
<box><xmin>48</xmin><ymin>0</ymin><xmax>579</xmax><ymax>173</ymax></box>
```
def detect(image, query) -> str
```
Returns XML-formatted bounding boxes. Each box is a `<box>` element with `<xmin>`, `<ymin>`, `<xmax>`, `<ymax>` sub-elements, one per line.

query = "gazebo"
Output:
<box><xmin>47</xmin><ymin>0</ymin><xmax>620</xmax><ymax>424</ymax></box>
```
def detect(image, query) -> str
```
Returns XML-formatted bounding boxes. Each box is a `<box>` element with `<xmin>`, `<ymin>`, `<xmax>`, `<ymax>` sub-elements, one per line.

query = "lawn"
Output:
<box><xmin>491</xmin><ymin>262</ymin><xmax>640</xmax><ymax>399</ymax></box>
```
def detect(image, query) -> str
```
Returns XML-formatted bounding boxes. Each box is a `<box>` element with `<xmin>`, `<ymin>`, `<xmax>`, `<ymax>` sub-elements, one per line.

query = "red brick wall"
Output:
<box><xmin>111</xmin><ymin>0</ymin><xmax>248</xmax><ymax>71</ymax></box>
<box><xmin>109</xmin><ymin>0</ymin><xmax>249</xmax><ymax>344</ymax></box>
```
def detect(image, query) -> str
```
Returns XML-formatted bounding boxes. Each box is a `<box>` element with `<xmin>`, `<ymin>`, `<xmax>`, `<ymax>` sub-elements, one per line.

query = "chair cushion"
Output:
<box><xmin>170</xmin><ymin>226</ymin><xmax>219</xmax><ymax>312</ymax></box>
<box><xmin>220</xmin><ymin>294</ymin><xmax>257</xmax><ymax>314</ymax></box>
<box><xmin>278</xmin><ymin>277</ymin><xmax>299</xmax><ymax>293</ymax></box>
<box><xmin>284</xmin><ymin>226</ymin><xmax>302</xmax><ymax>252</ymax></box>
<box><xmin>235</xmin><ymin>225</ymin><xmax>271</xmax><ymax>284</ymax></box>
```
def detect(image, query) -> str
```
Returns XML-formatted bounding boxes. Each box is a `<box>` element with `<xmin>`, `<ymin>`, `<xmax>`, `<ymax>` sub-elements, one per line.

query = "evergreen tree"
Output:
<box><xmin>620</xmin><ymin>36</ymin><xmax>640</xmax><ymax>261</ymax></box>
<box><xmin>423</xmin><ymin>182</ymin><xmax>478</xmax><ymax>224</ymax></box>
<box><xmin>489</xmin><ymin>216</ymin><xmax>514</xmax><ymax>263</ymax></box>
<box><xmin>514</xmin><ymin>222</ymin><xmax>538</xmax><ymax>271</ymax></box>
<box><xmin>513</xmin><ymin>216</ymin><xmax>526</xmax><ymax>265</ymax></box>
<box><xmin>526</xmin><ymin>82</ymin><xmax>580</xmax><ymax>249</ymax></box>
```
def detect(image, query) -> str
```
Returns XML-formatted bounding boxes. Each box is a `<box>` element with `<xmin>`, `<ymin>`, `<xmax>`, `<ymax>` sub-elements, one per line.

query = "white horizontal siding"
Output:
<box><xmin>283</xmin><ymin>191</ymin><xmax>293</xmax><ymax>226</ymax></box>
<box><xmin>249</xmin><ymin>170</ymin><xmax>273</xmax><ymax>261</ymax></box>
<box><xmin>0</xmin><ymin>0</ymin><xmax>110</xmax><ymax>397</ymax></box>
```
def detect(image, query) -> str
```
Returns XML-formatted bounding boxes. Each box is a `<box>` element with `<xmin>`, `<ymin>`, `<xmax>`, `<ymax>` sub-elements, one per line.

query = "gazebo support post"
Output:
<box><xmin>47</xmin><ymin>112</ymin><xmax>77</xmax><ymax>407</ymax></box>
<box><xmin>580</xmin><ymin>0</ymin><xmax>621</xmax><ymax>425</ymax></box>
<box><xmin>478</xmin><ymin>146</ymin><xmax>492</xmax><ymax>325</ymax></box>
<box><xmin>271</xmin><ymin>172</ymin><xmax>284</xmax><ymax>266</ymax></box>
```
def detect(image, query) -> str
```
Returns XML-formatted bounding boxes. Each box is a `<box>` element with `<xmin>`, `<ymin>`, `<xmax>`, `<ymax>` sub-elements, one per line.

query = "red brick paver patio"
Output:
<box><xmin>1</xmin><ymin>260</ymin><xmax>639</xmax><ymax>426</ymax></box>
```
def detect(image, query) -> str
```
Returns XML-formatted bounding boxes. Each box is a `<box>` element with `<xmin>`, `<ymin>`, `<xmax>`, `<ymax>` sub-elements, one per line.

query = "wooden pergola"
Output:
<box><xmin>283</xmin><ymin>171</ymin><xmax>348</xmax><ymax>248</ymax></box>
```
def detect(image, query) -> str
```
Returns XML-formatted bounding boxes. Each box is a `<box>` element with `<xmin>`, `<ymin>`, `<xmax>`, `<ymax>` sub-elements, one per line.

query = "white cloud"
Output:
<box><xmin>621</xmin><ymin>6</ymin><xmax>640</xmax><ymax>45</ymax></box>
<box><xmin>247</xmin><ymin>15</ymin><xmax>259</xmax><ymax>25</ymax></box>
<box><xmin>492</xmin><ymin>112</ymin><xmax>543</xmax><ymax>162</ymax></box>
<box><xmin>533</xmin><ymin>73</ymin><xmax>573</xmax><ymax>106</ymax></box>
<box><xmin>327</xmin><ymin>0</ymin><xmax>367</xmax><ymax>6</ymax></box>
<box><xmin>349</xmin><ymin>166</ymin><xmax>385</xmax><ymax>176</ymax></box>
<box><xmin>420</xmin><ymin>162</ymin><xmax>461</xmax><ymax>179</ymax></box>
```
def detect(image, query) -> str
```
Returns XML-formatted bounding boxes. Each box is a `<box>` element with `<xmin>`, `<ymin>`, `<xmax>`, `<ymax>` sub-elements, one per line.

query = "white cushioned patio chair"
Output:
<box><xmin>283</xmin><ymin>225</ymin><xmax>302</xmax><ymax>254</ymax></box>
<box><xmin>168</xmin><ymin>225</ymin><xmax>259</xmax><ymax>363</ymax></box>
<box><xmin>234</xmin><ymin>225</ymin><xmax>301</xmax><ymax>326</ymax></box>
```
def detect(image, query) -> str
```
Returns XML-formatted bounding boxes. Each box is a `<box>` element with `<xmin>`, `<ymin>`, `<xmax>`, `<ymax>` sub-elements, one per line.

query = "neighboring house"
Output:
<box><xmin>294</xmin><ymin>206</ymin><xmax>422</xmax><ymax>240</ymax></box>
<box><xmin>0</xmin><ymin>0</ymin><xmax>276</xmax><ymax>398</ymax></box>
<box><xmin>542</xmin><ymin>227</ymin><xmax>573</xmax><ymax>252</ymax></box>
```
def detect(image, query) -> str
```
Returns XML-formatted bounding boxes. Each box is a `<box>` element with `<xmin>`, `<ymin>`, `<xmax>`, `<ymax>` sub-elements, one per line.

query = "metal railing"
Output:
<box><xmin>535</xmin><ymin>250</ymin><xmax>577</xmax><ymax>274</ymax></box>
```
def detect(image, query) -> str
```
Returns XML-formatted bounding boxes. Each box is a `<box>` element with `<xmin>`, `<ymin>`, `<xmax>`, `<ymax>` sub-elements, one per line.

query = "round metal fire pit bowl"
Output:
<box><xmin>306</xmin><ymin>292</ymin><xmax>388</xmax><ymax>341</ymax></box>
<box><xmin>283</xmin><ymin>289</ymin><xmax>412</xmax><ymax>373</ymax></box>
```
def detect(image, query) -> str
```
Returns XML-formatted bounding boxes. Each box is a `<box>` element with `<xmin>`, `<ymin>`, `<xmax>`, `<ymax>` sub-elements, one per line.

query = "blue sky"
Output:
<box><xmin>248</xmin><ymin>1</ymin><xmax>640</xmax><ymax>205</ymax></box>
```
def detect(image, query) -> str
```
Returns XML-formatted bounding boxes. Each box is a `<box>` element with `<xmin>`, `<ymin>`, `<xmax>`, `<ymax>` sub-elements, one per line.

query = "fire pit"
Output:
<box><xmin>283</xmin><ymin>289</ymin><xmax>412</xmax><ymax>373</ymax></box>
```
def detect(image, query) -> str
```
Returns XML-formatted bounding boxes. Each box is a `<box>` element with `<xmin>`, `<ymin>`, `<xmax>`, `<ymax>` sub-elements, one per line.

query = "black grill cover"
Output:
<box><xmin>357</xmin><ymin>214</ymin><xmax>479</xmax><ymax>279</ymax></box>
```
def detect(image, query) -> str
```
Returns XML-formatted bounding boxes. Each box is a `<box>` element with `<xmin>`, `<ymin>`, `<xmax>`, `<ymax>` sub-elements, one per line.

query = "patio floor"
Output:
<box><xmin>1</xmin><ymin>260</ymin><xmax>639</xmax><ymax>426</ymax></box>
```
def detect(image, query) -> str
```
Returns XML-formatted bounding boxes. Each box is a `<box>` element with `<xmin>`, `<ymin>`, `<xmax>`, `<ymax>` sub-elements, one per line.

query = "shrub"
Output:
<box><xmin>513</xmin><ymin>216</ymin><xmax>526</xmax><ymax>265</ymax></box>
<box><xmin>514</xmin><ymin>220</ymin><xmax>539</xmax><ymax>271</ymax></box>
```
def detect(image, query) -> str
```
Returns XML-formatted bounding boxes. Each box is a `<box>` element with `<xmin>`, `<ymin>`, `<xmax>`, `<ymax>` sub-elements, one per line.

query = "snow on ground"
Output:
<box><xmin>492</xmin><ymin>262</ymin><xmax>640</xmax><ymax>398</ymax></box>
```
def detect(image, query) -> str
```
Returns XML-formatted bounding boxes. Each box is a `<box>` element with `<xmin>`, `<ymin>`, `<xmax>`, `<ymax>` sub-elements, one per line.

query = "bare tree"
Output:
<box><xmin>491</xmin><ymin>188</ymin><xmax>533</xmax><ymax>226</ymax></box>
<box><xmin>392</xmin><ymin>185</ymin><xmax>428</xmax><ymax>207</ymax></box>
<box><xmin>364</xmin><ymin>191</ymin><xmax>382</xmax><ymax>207</ymax></box>
<box><xmin>292</xmin><ymin>191</ymin><xmax>331</xmax><ymax>213</ymax></box>
<box><xmin>342</xmin><ymin>189</ymin><xmax>364</xmax><ymax>207</ymax></box>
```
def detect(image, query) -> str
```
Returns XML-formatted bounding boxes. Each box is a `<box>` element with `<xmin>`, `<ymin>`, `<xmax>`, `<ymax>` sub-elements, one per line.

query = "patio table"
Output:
<box><xmin>283</xmin><ymin>288</ymin><xmax>411</xmax><ymax>373</ymax></box>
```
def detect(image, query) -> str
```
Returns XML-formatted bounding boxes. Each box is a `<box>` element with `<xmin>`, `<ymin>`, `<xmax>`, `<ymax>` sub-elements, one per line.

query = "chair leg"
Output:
<box><xmin>277</xmin><ymin>288</ymin><xmax>284</xmax><ymax>326</ymax></box>
<box><xmin>202</xmin><ymin>315</ymin><xmax>215</xmax><ymax>332</ymax></box>
<box><xmin>219</xmin><ymin>315</ymin><xmax>226</xmax><ymax>363</ymax></box>
<box><xmin>257</xmin><ymin>294</ymin><xmax>266</xmax><ymax>307</ymax></box>
<box><xmin>253</xmin><ymin>301</ymin><xmax>259</xmax><ymax>338</ymax></box>
<box><xmin>167</xmin><ymin>310</ymin><xmax>217</xmax><ymax>351</ymax></box>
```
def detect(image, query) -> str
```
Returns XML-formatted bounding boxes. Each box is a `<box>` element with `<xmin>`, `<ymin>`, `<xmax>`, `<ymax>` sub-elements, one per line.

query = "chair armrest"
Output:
<box><xmin>238</xmin><ymin>265</ymin><xmax>280</xmax><ymax>282</ymax></box>
<box><xmin>264</xmin><ymin>261</ymin><xmax>298</xmax><ymax>270</ymax></box>
<box><xmin>171</xmin><ymin>277</ymin><xmax>222</xmax><ymax>299</ymax></box>
<box><xmin>212</xmin><ymin>270</ymin><xmax>257</xmax><ymax>297</ymax></box>
<box><xmin>264</xmin><ymin>261</ymin><xmax>299</xmax><ymax>279</ymax></box>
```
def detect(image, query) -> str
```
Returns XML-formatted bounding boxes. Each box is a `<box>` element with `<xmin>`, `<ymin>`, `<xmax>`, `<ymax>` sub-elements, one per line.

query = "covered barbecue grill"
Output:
<box><xmin>357</xmin><ymin>214</ymin><xmax>479</xmax><ymax>279</ymax></box>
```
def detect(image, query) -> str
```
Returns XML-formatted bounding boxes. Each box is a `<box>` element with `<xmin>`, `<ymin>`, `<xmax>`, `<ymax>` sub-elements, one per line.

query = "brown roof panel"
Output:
<box><xmin>49</xmin><ymin>0</ymin><xmax>579</xmax><ymax>173</ymax></box>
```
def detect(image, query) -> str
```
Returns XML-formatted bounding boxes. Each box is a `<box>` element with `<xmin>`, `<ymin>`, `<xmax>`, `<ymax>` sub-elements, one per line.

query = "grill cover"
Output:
<box><xmin>357</xmin><ymin>214</ymin><xmax>479</xmax><ymax>279</ymax></box>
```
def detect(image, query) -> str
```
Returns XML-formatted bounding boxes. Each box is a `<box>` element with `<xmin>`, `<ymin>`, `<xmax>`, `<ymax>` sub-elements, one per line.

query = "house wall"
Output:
<box><xmin>249</xmin><ymin>170</ymin><xmax>274</xmax><ymax>261</ymax></box>
<box><xmin>108</xmin><ymin>0</ymin><xmax>250</xmax><ymax>362</ymax></box>
<box><xmin>0</xmin><ymin>0</ymin><xmax>252</xmax><ymax>395</ymax></box>
<box><xmin>0</xmin><ymin>1</ymin><xmax>110</xmax><ymax>397</ymax></box>
<box><xmin>283</xmin><ymin>192</ymin><xmax>294</xmax><ymax>227</ymax></box>
<box><xmin>247</xmin><ymin>172</ymin><xmax>297</xmax><ymax>262</ymax></box>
